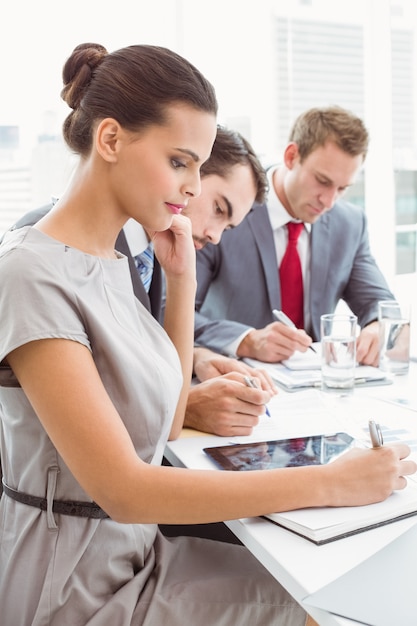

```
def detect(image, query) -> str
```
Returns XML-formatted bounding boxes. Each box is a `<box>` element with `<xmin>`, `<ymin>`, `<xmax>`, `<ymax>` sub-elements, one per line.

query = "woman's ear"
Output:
<box><xmin>283</xmin><ymin>142</ymin><xmax>300</xmax><ymax>170</ymax></box>
<box><xmin>95</xmin><ymin>118</ymin><xmax>122</xmax><ymax>163</ymax></box>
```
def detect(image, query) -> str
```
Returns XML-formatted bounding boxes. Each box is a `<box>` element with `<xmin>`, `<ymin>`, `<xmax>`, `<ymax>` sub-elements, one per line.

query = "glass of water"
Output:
<box><xmin>378</xmin><ymin>300</ymin><xmax>410</xmax><ymax>375</ymax></box>
<box><xmin>320</xmin><ymin>314</ymin><xmax>358</xmax><ymax>396</ymax></box>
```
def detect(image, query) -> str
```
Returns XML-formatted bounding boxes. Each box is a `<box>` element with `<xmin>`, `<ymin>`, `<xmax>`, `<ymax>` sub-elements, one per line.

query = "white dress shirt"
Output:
<box><xmin>123</xmin><ymin>218</ymin><xmax>150</xmax><ymax>257</ymax></box>
<box><xmin>225</xmin><ymin>166</ymin><xmax>312</xmax><ymax>357</ymax></box>
<box><xmin>267</xmin><ymin>166</ymin><xmax>312</xmax><ymax>332</ymax></box>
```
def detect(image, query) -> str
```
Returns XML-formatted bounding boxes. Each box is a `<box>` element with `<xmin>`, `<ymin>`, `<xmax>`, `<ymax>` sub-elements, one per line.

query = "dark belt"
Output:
<box><xmin>2</xmin><ymin>482</ymin><xmax>109</xmax><ymax>519</ymax></box>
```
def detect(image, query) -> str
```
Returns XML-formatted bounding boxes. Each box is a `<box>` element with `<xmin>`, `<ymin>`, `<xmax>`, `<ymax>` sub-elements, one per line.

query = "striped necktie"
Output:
<box><xmin>279</xmin><ymin>222</ymin><xmax>304</xmax><ymax>328</ymax></box>
<box><xmin>134</xmin><ymin>242</ymin><xmax>154</xmax><ymax>292</ymax></box>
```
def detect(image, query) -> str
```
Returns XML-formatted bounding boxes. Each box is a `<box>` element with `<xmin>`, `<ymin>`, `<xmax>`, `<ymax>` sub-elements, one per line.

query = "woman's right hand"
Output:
<box><xmin>150</xmin><ymin>214</ymin><xmax>196</xmax><ymax>281</ymax></box>
<box><xmin>323</xmin><ymin>444</ymin><xmax>417</xmax><ymax>507</ymax></box>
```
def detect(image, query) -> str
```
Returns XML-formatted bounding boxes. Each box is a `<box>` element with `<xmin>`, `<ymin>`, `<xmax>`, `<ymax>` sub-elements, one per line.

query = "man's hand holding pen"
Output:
<box><xmin>185</xmin><ymin>371</ymin><xmax>276</xmax><ymax>437</ymax></box>
<box><xmin>236</xmin><ymin>314</ymin><xmax>314</xmax><ymax>363</ymax></box>
<box><xmin>272</xmin><ymin>310</ymin><xmax>317</xmax><ymax>353</ymax></box>
<box><xmin>244</xmin><ymin>376</ymin><xmax>271</xmax><ymax>417</ymax></box>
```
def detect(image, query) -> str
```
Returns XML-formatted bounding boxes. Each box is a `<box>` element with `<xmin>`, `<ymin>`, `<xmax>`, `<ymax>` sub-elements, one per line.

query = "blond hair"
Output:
<box><xmin>289</xmin><ymin>106</ymin><xmax>369</xmax><ymax>161</ymax></box>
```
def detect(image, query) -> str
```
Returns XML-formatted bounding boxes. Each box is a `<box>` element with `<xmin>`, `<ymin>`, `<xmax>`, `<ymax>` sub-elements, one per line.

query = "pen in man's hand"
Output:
<box><xmin>272</xmin><ymin>309</ymin><xmax>317</xmax><ymax>353</ymax></box>
<box><xmin>368</xmin><ymin>419</ymin><xmax>384</xmax><ymax>448</ymax></box>
<box><xmin>244</xmin><ymin>375</ymin><xmax>271</xmax><ymax>417</ymax></box>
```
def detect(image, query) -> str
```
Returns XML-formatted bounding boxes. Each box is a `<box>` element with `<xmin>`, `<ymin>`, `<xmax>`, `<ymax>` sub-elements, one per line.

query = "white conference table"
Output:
<box><xmin>165</xmin><ymin>362</ymin><xmax>417</xmax><ymax>626</ymax></box>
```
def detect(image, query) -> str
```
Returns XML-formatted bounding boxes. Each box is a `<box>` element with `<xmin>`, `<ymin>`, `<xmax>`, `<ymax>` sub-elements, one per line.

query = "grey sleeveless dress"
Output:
<box><xmin>0</xmin><ymin>227</ymin><xmax>305</xmax><ymax>625</ymax></box>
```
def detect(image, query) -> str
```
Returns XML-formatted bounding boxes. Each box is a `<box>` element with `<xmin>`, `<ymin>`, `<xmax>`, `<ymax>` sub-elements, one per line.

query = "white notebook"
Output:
<box><xmin>265</xmin><ymin>478</ymin><xmax>417</xmax><ymax>545</ymax></box>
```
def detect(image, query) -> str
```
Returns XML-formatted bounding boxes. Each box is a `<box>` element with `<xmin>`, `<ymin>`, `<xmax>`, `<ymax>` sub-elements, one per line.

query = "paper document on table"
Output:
<box><xmin>228</xmin><ymin>389</ymin><xmax>366</xmax><ymax>445</ymax></box>
<box><xmin>371</xmin><ymin>390</ymin><xmax>417</xmax><ymax>413</ymax></box>
<box><xmin>281</xmin><ymin>343</ymin><xmax>321</xmax><ymax>370</ymax></box>
<box><xmin>327</xmin><ymin>394</ymin><xmax>417</xmax><ymax>462</ymax></box>
<box><xmin>244</xmin><ymin>358</ymin><xmax>391</xmax><ymax>391</ymax></box>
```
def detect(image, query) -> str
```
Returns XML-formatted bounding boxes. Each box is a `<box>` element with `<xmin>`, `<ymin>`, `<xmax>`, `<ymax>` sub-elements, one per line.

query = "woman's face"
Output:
<box><xmin>113</xmin><ymin>104</ymin><xmax>217</xmax><ymax>232</ymax></box>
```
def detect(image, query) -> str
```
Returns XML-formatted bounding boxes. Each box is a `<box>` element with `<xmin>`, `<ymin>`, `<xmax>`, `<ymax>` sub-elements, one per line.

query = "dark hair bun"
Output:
<box><xmin>61</xmin><ymin>43</ymin><xmax>108</xmax><ymax>110</ymax></box>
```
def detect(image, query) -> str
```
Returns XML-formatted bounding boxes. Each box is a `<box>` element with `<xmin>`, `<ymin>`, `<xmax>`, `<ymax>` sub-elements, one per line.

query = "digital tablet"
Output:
<box><xmin>203</xmin><ymin>433</ymin><xmax>355</xmax><ymax>471</ymax></box>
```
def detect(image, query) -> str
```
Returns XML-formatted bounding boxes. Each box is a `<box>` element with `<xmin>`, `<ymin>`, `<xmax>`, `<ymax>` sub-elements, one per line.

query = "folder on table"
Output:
<box><xmin>303</xmin><ymin>522</ymin><xmax>417</xmax><ymax>625</ymax></box>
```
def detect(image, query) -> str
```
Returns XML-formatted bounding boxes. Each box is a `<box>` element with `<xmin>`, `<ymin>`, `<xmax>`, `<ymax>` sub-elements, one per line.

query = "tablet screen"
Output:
<box><xmin>203</xmin><ymin>433</ymin><xmax>355</xmax><ymax>471</ymax></box>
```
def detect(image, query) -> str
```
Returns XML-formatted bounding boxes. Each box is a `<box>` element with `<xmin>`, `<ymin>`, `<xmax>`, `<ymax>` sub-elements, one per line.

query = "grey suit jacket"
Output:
<box><xmin>4</xmin><ymin>204</ymin><xmax>163</xmax><ymax>322</ymax></box>
<box><xmin>194</xmin><ymin>199</ymin><xmax>395</xmax><ymax>354</ymax></box>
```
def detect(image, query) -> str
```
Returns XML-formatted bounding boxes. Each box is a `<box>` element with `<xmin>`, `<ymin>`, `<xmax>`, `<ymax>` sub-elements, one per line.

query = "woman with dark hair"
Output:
<box><xmin>0</xmin><ymin>42</ymin><xmax>307</xmax><ymax>625</ymax></box>
<box><xmin>0</xmin><ymin>43</ymin><xmax>412</xmax><ymax>626</ymax></box>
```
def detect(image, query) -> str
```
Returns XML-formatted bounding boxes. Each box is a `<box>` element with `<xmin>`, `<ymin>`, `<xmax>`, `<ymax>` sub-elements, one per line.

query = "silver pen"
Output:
<box><xmin>244</xmin><ymin>376</ymin><xmax>271</xmax><ymax>417</ymax></box>
<box><xmin>368</xmin><ymin>420</ymin><xmax>384</xmax><ymax>448</ymax></box>
<box><xmin>272</xmin><ymin>309</ymin><xmax>317</xmax><ymax>353</ymax></box>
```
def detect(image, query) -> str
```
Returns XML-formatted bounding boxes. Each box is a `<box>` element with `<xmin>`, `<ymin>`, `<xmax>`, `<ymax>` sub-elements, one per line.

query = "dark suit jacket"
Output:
<box><xmin>194</xmin><ymin>199</ymin><xmax>395</xmax><ymax>354</ymax></box>
<box><xmin>4</xmin><ymin>204</ymin><xmax>163</xmax><ymax>322</ymax></box>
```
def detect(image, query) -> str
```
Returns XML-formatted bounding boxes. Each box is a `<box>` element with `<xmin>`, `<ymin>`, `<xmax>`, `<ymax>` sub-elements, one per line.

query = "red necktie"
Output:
<box><xmin>279</xmin><ymin>222</ymin><xmax>304</xmax><ymax>328</ymax></box>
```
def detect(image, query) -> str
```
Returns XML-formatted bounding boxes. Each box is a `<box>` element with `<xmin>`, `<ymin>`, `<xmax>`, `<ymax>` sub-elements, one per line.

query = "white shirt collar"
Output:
<box><xmin>123</xmin><ymin>219</ymin><xmax>150</xmax><ymax>257</ymax></box>
<box><xmin>266</xmin><ymin>166</ymin><xmax>311</xmax><ymax>233</ymax></box>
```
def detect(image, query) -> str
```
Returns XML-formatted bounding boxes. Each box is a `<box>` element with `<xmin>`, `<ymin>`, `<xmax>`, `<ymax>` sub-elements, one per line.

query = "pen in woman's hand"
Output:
<box><xmin>272</xmin><ymin>309</ymin><xmax>317</xmax><ymax>353</ymax></box>
<box><xmin>368</xmin><ymin>420</ymin><xmax>384</xmax><ymax>448</ymax></box>
<box><xmin>244</xmin><ymin>375</ymin><xmax>271</xmax><ymax>417</ymax></box>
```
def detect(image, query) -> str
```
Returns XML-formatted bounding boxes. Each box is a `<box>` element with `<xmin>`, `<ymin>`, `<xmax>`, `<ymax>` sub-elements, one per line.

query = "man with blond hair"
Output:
<box><xmin>194</xmin><ymin>106</ymin><xmax>395</xmax><ymax>365</ymax></box>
